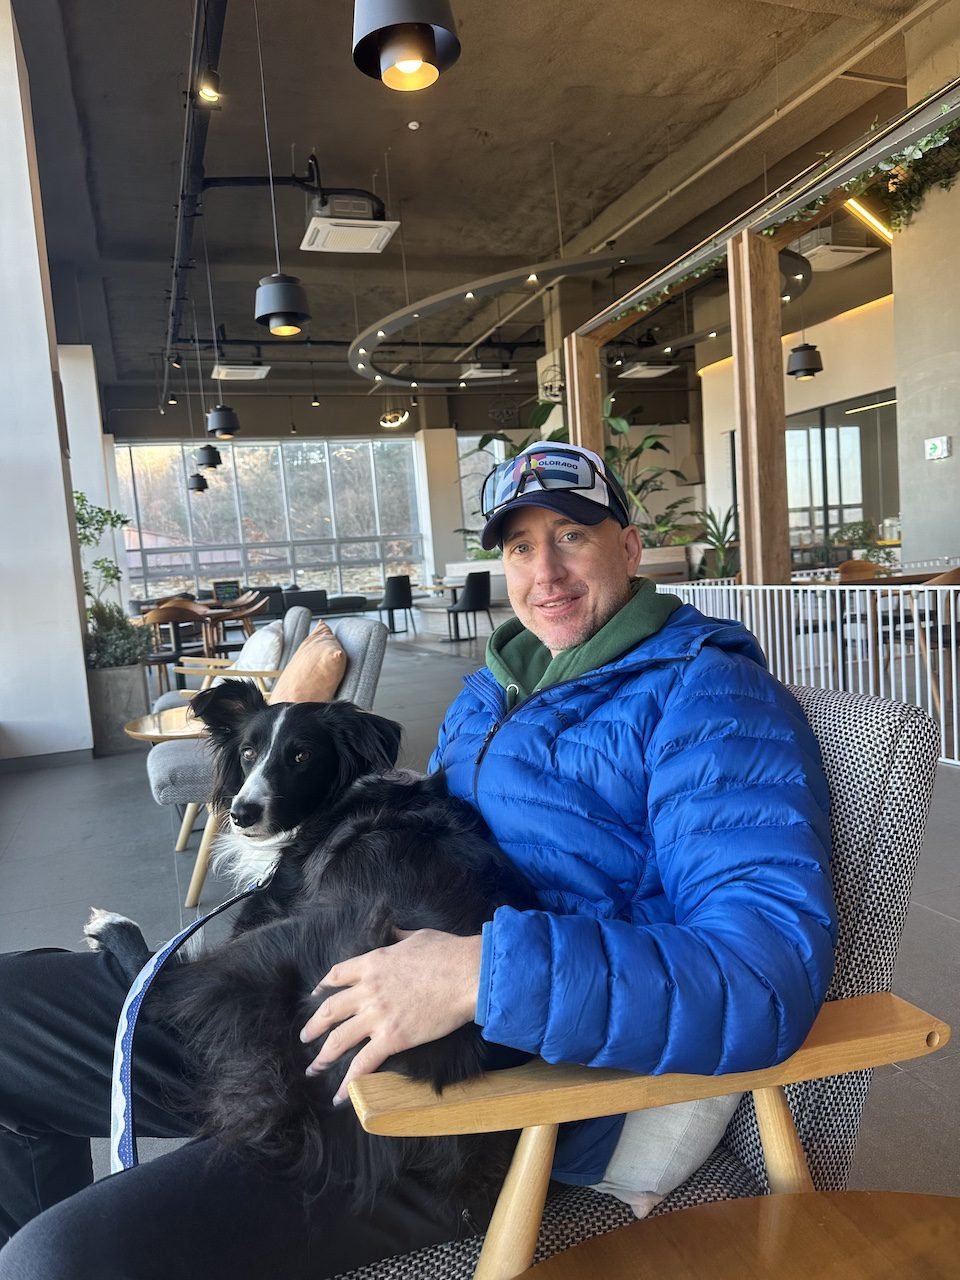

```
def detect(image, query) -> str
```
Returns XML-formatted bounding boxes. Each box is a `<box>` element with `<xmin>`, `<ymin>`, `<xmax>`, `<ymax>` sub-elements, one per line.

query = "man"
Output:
<box><xmin>0</xmin><ymin>443</ymin><xmax>835</xmax><ymax>1277</ymax></box>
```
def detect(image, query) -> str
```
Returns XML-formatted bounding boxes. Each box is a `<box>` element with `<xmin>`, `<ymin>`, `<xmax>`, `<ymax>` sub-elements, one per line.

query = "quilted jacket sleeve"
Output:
<box><xmin>476</xmin><ymin>652</ymin><xmax>837</xmax><ymax>1075</ymax></box>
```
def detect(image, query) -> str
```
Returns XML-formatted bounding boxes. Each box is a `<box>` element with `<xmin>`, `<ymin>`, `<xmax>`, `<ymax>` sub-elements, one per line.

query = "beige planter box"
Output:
<box><xmin>87</xmin><ymin>664</ymin><xmax>149</xmax><ymax>756</ymax></box>
<box><xmin>638</xmin><ymin>545</ymin><xmax>691</xmax><ymax>583</ymax></box>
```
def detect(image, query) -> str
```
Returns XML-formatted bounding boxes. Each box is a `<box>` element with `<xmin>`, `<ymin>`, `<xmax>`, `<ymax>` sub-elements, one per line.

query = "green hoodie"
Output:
<box><xmin>485</xmin><ymin>577</ymin><xmax>682</xmax><ymax>707</ymax></box>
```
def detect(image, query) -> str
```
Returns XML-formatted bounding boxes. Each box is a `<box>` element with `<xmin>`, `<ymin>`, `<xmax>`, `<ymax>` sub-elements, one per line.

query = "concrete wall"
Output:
<box><xmin>700</xmin><ymin>295</ymin><xmax>896</xmax><ymax>516</ymax></box>
<box><xmin>414</xmin><ymin>429</ymin><xmax>467</xmax><ymax>581</ymax></box>
<box><xmin>0</xmin><ymin>5</ymin><xmax>91</xmax><ymax>761</ymax></box>
<box><xmin>893</xmin><ymin>0</ymin><xmax>960</xmax><ymax>563</ymax></box>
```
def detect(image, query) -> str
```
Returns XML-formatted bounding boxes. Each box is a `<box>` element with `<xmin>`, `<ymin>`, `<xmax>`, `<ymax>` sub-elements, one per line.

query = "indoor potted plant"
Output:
<box><xmin>74</xmin><ymin>491</ymin><xmax>153</xmax><ymax>755</ymax></box>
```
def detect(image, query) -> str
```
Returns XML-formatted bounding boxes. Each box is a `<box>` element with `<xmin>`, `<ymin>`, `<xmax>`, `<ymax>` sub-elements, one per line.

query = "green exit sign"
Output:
<box><xmin>925</xmin><ymin>436</ymin><xmax>952</xmax><ymax>460</ymax></box>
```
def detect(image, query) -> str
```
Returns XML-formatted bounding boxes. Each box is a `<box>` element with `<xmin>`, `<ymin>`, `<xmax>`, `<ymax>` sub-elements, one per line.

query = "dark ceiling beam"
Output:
<box><xmin>96</xmin><ymin>254</ymin><xmax>531</xmax><ymax>284</ymax></box>
<box><xmin>159</xmin><ymin>0</ymin><xmax>229</xmax><ymax>407</ymax></box>
<box><xmin>838</xmin><ymin>70</ymin><xmax>906</xmax><ymax>89</ymax></box>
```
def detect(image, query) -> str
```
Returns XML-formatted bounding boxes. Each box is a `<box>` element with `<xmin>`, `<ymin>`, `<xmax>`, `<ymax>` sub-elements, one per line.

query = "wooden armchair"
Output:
<box><xmin>338</xmin><ymin>685</ymin><xmax>947</xmax><ymax>1280</ymax></box>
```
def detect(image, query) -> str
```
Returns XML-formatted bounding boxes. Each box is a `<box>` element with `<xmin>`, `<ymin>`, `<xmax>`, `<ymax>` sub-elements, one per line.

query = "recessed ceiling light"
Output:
<box><xmin>357</xmin><ymin>363</ymin><xmax>366</xmax><ymax>370</ymax></box>
<box><xmin>708</xmin><ymin>331</ymin><xmax>717</xmax><ymax>339</ymax></box>
<box><xmin>794</xmin><ymin>274</ymin><xmax>804</xmax><ymax>281</ymax></box>
<box><xmin>782</xmin><ymin>294</ymin><xmax>791</xmax><ymax>303</ymax></box>
<box><xmin>407</xmin><ymin>120</ymin><xmax>421</xmax><ymax>130</ymax></box>
<box><xmin>410</xmin><ymin>380</ymin><xmax>418</xmax><ymax>387</ymax></box>
<box><xmin>459</xmin><ymin>380</ymin><xmax>466</xmax><ymax>388</ymax></box>
<box><xmin>377</xmin><ymin>329</ymin><xmax>386</xmax><ymax>338</ymax></box>
<box><xmin>618</xmin><ymin>258</ymin><xmax>626</xmax><ymax>265</ymax></box>
<box><xmin>663</xmin><ymin>346</ymin><xmax>672</xmax><ymax>354</ymax></box>
<box><xmin>526</xmin><ymin>273</ymin><xmax>538</xmax><ymax>283</ymax></box>
<box><xmin>413</xmin><ymin>312</ymin><xmax>420</xmax><ymax>319</ymax></box>
<box><xmin>359</xmin><ymin>347</ymin><xmax>367</xmax><ymax>355</ymax></box>
<box><xmin>375</xmin><ymin>374</ymin><xmax>383</xmax><ymax>381</ymax></box>
<box><xmin>465</xmin><ymin>291</ymin><xmax>475</xmax><ymax>300</ymax></box>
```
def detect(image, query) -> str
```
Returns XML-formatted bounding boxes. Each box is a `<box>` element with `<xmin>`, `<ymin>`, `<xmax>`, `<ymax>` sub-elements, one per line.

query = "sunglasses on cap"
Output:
<box><xmin>480</xmin><ymin>446</ymin><xmax>630</xmax><ymax>523</ymax></box>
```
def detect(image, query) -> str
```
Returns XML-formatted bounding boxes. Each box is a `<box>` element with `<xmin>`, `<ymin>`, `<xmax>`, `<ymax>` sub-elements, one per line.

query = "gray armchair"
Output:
<box><xmin>146</xmin><ymin>616</ymin><xmax>389</xmax><ymax>908</ymax></box>
<box><xmin>335</xmin><ymin>686</ymin><xmax>946</xmax><ymax>1280</ymax></box>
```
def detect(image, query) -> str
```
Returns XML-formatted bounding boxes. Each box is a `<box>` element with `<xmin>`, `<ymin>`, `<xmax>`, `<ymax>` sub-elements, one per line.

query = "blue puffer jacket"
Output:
<box><xmin>429</xmin><ymin>604</ymin><xmax>836</xmax><ymax>1184</ymax></box>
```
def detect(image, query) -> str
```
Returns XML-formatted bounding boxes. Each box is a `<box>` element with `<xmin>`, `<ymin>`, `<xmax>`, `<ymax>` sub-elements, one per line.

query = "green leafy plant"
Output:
<box><xmin>693</xmin><ymin>506</ymin><xmax>740</xmax><ymax>578</ymax></box>
<box><xmin>73</xmin><ymin>491</ymin><xmax>153</xmax><ymax>670</ymax></box>
<box><xmin>830</xmin><ymin>520</ymin><xmax>896</xmax><ymax>568</ymax></box>
<box><xmin>602</xmin><ymin>396</ymin><xmax>695</xmax><ymax>543</ymax></box>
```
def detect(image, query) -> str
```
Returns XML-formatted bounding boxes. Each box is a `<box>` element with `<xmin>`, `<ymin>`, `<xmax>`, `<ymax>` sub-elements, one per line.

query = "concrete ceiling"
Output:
<box><xmin>13</xmin><ymin>0</ymin><xmax>930</xmax><ymax>419</ymax></box>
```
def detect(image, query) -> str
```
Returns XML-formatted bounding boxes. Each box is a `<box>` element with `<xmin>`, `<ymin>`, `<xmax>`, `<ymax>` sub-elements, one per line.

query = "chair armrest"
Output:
<box><xmin>349</xmin><ymin>993</ymin><xmax>949</xmax><ymax>1138</ymax></box>
<box><xmin>171</xmin><ymin>666</ymin><xmax>282</xmax><ymax>679</ymax></box>
<box><xmin>174</xmin><ymin>656</ymin><xmax>236</xmax><ymax>668</ymax></box>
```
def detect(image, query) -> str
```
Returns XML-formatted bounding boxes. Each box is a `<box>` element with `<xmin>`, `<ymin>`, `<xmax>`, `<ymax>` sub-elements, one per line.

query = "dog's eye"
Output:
<box><xmin>240</xmin><ymin>747</ymin><xmax>257</xmax><ymax>763</ymax></box>
<box><xmin>294</xmin><ymin>750</ymin><xmax>311</xmax><ymax>764</ymax></box>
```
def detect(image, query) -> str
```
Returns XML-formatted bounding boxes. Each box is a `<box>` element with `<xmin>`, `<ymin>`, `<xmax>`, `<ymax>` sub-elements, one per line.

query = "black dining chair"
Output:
<box><xmin>447</xmin><ymin>570</ymin><xmax>494</xmax><ymax>641</ymax></box>
<box><xmin>377</xmin><ymin>574</ymin><xmax>416</xmax><ymax>635</ymax></box>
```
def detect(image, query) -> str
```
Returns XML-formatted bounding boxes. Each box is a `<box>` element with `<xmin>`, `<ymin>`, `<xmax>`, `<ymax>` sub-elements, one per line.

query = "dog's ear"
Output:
<box><xmin>190</xmin><ymin>679</ymin><xmax>267</xmax><ymax>740</ymax></box>
<box><xmin>316</xmin><ymin>702</ymin><xmax>403</xmax><ymax>783</ymax></box>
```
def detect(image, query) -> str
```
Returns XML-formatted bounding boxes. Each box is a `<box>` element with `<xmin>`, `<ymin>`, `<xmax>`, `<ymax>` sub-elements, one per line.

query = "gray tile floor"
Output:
<box><xmin>1</xmin><ymin>616</ymin><xmax>958</xmax><ymax>1198</ymax></box>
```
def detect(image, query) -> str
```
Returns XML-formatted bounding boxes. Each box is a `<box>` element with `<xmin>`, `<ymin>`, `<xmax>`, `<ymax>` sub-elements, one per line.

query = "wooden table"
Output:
<box><xmin>527</xmin><ymin>1190</ymin><xmax>960</xmax><ymax>1278</ymax></box>
<box><xmin>123</xmin><ymin>704</ymin><xmax>204</xmax><ymax>743</ymax></box>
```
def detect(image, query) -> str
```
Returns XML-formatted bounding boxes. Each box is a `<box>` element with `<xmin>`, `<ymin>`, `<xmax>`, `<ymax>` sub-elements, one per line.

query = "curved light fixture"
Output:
<box><xmin>187</xmin><ymin>472</ymin><xmax>209</xmax><ymax>493</ymax></box>
<box><xmin>255</xmin><ymin>273</ymin><xmax>311</xmax><ymax>337</ymax></box>
<box><xmin>353</xmin><ymin>0</ymin><xmax>461</xmax><ymax>92</ymax></box>
<box><xmin>206</xmin><ymin>404</ymin><xmax>240</xmax><ymax>439</ymax></box>
<box><xmin>786</xmin><ymin>342</ymin><xmax>824</xmax><ymax>381</ymax></box>
<box><xmin>379</xmin><ymin>407</ymin><xmax>411</xmax><ymax>429</ymax></box>
<box><xmin>197</xmin><ymin>68</ymin><xmax>221</xmax><ymax>104</ymax></box>
<box><xmin>195</xmin><ymin>443</ymin><xmax>222</xmax><ymax>470</ymax></box>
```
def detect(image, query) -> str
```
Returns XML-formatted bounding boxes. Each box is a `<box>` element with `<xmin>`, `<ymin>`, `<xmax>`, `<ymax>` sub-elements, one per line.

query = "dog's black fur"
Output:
<box><xmin>89</xmin><ymin>680</ymin><xmax>534</xmax><ymax>1207</ymax></box>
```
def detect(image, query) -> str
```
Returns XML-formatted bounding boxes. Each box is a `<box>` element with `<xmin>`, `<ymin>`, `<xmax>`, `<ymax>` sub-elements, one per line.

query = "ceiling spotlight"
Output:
<box><xmin>375</xmin><ymin>374</ymin><xmax>383</xmax><ymax>382</ymax></box>
<box><xmin>359</xmin><ymin>347</ymin><xmax>367</xmax><ymax>355</ymax></box>
<box><xmin>407</xmin><ymin>120</ymin><xmax>421</xmax><ymax>130</ymax></box>
<box><xmin>410</xmin><ymin>380</ymin><xmax>418</xmax><ymax>387</ymax></box>
<box><xmin>411</xmin><ymin>394</ymin><xmax>419</xmax><ymax>408</ymax></box>
<box><xmin>377</xmin><ymin>329</ymin><xmax>386</xmax><ymax>338</ymax></box>
<box><xmin>618</xmin><ymin>258</ymin><xmax>626</xmax><ymax>265</ymax></box>
<box><xmin>169</xmin><ymin>353</ymin><xmax>182</xmax><ymax>370</ymax></box>
<box><xmin>255</xmin><ymin>273</ymin><xmax>310</xmax><ymax>336</ymax></box>
<box><xmin>206</xmin><ymin>404</ymin><xmax>240</xmax><ymax>439</ymax></box>
<box><xmin>459</xmin><ymin>380</ymin><xmax>466</xmax><ymax>388</ymax></box>
<box><xmin>187</xmin><ymin>472</ymin><xmax>209</xmax><ymax>493</ymax></box>
<box><xmin>358</xmin><ymin>363</ymin><xmax>366</xmax><ymax>370</ymax></box>
<box><xmin>311</xmin><ymin>394</ymin><xmax>321</xmax><ymax>407</ymax></box>
<box><xmin>290</xmin><ymin>420</ymin><xmax>298</xmax><ymax>435</ymax></box>
<box><xmin>353</xmin><ymin>0</ymin><xmax>461</xmax><ymax>93</ymax></box>
<box><xmin>196</xmin><ymin>444</ymin><xmax>222</xmax><ymax>470</ymax></box>
<box><xmin>793</xmin><ymin>273</ymin><xmax>804</xmax><ymax>281</ymax></box>
<box><xmin>663</xmin><ymin>346</ymin><xmax>672</xmax><ymax>354</ymax></box>
<box><xmin>708</xmin><ymin>331</ymin><xmax>718</xmax><ymax>339</ymax></box>
<box><xmin>786</xmin><ymin>342</ymin><xmax>824</xmax><ymax>381</ymax></box>
<box><xmin>526</xmin><ymin>273</ymin><xmax>538</xmax><ymax>283</ymax></box>
<box><xmin>781</xmin><ymin>294</ymin><xmax>791</xmax><ymax>303</ymax></box>
<box><xmin>197</xmin><ymin>68</ymin><xmax>221</xmax><ymax>104</ymax></box>
<box><xmin>413</xmin><ymin>312</ymin><xmax>420</xmax><ymax>319</ymax></box>
<box><xmin>379</xmin><ymin>407</ymin><xmax>410</xmax><ymax>429</ymax></box>
<box><xmin>167</xmin><ymin>394</ymin><xmax>178</xmax><ymax>405</ymax></box>
<box><xmin>465</xmin><ymin>291</ymin><xmax>475</xmax><ymax>300</ymax></box>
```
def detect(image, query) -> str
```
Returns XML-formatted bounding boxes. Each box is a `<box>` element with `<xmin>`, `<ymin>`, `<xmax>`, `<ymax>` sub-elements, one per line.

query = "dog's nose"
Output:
<box><xmin>231</xmin><ymin>801</ymin><xmax>263</xmax><ymax>828</ymax></box>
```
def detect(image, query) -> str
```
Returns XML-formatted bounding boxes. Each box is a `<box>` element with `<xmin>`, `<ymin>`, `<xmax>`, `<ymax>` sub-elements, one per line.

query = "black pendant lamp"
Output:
<box><xmin>255</xmin><ymin>273</ymin><xmax>310</xmax><ymax>337</ymax></box>
<box><xmin>786</xmin><ymin>342</ymin><xmax>824</xmax><ymax>381</ymax></box>
<box><xmin>187</xmin><ymin>471</ymin><xmax>209</xmax><ymax>494</ymax></box>
<box><xmin>196</xmin><ymin>443</ymin><xmax>222</xmax><ymax>469</ymax></box>
<box><xmin>251</xmin><ymin>0</ymin><xmax>310</xmax><ymax>337</ymax></box>
<box><xmin>207</xmin><ymin>404</ymin><xmax>240</xmax><ymax>439</ymax></box>
<box><xmin>353</xmin><ymin>0</ymin><xmax>460</xmax><ymax>92</ymax></box>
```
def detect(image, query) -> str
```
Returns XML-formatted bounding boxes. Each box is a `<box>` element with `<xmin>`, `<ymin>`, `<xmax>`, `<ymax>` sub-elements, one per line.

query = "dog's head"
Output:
<box><xmin>190</xmin><ymin>680</ymin><xmax>403</xmax><ymax>842</ymax></box>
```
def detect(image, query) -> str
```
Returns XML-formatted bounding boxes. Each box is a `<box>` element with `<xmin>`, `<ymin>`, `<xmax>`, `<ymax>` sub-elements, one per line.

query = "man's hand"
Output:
<box><xmin>300</xmin><ymin>929</ymin><xmax>482</xmax><ymax>1104</ymax></box>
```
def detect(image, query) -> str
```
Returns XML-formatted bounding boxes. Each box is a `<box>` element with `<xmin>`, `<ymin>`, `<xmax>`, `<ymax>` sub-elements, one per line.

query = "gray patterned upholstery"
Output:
<box><xmin>151</xmin><ymin>606</ymin><xmax>312</xmax><ymax>713</ymax></box>
<box><xmin>145</xmin><ymin>617</ymin><xmax>389</xmax><ymax>810</ymax></box>
<box><xmin>336</xmin><ymin>686</ymin><xmax>940</xmax><ymax>1279</ymax></box>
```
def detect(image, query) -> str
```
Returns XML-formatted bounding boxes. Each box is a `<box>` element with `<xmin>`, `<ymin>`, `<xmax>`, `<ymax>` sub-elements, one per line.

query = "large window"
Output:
<box><xmin>785</xmin><ymin>389</ymin><xmax>899</xmax><ymax>568</ymax></box>
<box><xmin>116</xmin><ymin>439</ymin><xmax>424</xmax><ymax>599</ymax></box>
<box><xmin>457</xmin><ymin>435</ymin><xmax>504</xmax><ymax>552</ymax></box>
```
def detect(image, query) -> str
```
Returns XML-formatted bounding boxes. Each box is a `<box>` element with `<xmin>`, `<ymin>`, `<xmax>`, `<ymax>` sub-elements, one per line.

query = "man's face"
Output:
<box><xmin>500</xmin><ymin>506</ymin><xmax>642</xmax><ymax>655</ymax></box>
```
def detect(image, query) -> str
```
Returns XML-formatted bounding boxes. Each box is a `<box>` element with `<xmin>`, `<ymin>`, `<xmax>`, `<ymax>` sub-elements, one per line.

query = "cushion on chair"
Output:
<box><xmin>146</xmin><ymin>738</ymin><xmax>215</xmax><ymax>806</ymax></box>
<box><xmin>269</xmin><ymin>621</ymin><xmax>347</xmax><ymax>705</ymax></box>
<box><xmin>215</xmin><ymin>621</ymin><xmax>284</xmax><ymax>684</ymax></box>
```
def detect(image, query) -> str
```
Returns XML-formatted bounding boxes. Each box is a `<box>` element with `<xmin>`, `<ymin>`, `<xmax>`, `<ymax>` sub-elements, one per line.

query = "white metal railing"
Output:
<box><xmin>661</xmin><ymin>582</ymin><xmax>960</xmax><ymax>765</ymax></box>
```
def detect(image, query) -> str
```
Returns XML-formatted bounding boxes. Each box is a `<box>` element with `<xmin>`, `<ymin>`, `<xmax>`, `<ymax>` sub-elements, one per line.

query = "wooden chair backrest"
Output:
<box><xmin>836</xmin><ymin>559</ymin><xmax>878</xmax><ymax>582</ymax></box>
<box><xmin>924</xmin><ymin>566</ymin><xmax>960</xmax><ymax>587</ymax></box>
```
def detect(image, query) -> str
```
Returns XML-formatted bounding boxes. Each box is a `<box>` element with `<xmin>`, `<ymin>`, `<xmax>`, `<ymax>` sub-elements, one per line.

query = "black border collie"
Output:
<box><xmin>88</xmin><ymin>679</ymin><xmax>533</xmax><ymax>1206</ymax></box>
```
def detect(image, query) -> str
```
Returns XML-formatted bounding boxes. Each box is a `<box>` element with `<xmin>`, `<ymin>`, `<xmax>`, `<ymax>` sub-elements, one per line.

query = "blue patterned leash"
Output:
<box><xmin>109</xmin><ymin>871</ymin><xmax>274</xmax><ymax>1174</ymax></box>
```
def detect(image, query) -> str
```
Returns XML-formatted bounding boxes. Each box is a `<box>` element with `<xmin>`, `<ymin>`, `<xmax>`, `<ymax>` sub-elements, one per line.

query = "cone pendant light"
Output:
<box><xmin>353</xmin><ymin>0</ymin><xmax>460</xmax><ymax>92</ymax></box>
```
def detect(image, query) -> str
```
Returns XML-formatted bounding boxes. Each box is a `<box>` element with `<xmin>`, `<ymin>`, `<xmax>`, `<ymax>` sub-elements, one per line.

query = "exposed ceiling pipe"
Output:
<box><xmin>159</xmin><ymin>0</ymin><xmax>229</xmax><ymax>409</ymax></box>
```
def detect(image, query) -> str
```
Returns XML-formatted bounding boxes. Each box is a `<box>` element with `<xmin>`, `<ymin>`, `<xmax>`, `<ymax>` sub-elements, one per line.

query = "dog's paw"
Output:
<box><xmin>84</xmin><ymin>907</ymin><xmax>138</xmax><ymax>951</ymax></box>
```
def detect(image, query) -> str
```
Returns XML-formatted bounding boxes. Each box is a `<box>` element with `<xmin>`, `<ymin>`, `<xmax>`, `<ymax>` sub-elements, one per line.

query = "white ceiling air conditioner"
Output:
<box><xmin>619</xmin><ymin>362</ymin><xmax>678</xmax><ymax>379</ymax></box>
<box><xmin>459</xmin><ymin>362</ymin><xmax>517</xmax><ymax>381</ymax></box>
<box><xmin>300</xmin><ymin>194</ymin><xmax>400</xmax><ymax>254</ymax></box>
<box><xmin>210</xmin><ymin>364</ymin><xmax>271</xmax><ymax>380</ymax></box>
<box><xmin>796</xmin><ymin>225</ymin><xmax>880</xmax><ymax>272</ymax></box>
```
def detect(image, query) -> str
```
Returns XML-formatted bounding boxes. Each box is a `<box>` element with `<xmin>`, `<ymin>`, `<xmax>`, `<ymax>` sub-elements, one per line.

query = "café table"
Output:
<box><xmin>417</xmin><ymin>581</ymin><xmax>469</xmax><ymax>641</ymax></box>
<box><xmin>123</xmin><ymin>703</ymin><xmax>203</xmax><ymax>743</ymax></box>
<box><xmin>526</xmin><ymin>1190</ymin><xmax>960</xmax><ymax>1278</ymax></box>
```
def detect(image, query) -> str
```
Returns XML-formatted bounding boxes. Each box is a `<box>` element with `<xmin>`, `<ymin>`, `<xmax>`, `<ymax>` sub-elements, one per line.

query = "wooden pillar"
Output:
<box><xmin>727</xmin><ymin>230</ymin><xmax>792</xmax><ymax>584</ymax></box>
<box><xmin>562</xmin><ymin>331</ymin><xmax>605</xmax><ymax>456</ymax></box>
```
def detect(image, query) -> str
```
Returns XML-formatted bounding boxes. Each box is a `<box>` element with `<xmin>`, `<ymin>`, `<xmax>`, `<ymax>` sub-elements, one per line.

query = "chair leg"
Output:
<box><xmin>408</xmin><ymin>607</ymin><xmax>417</xmax><ymax>634</ymax></box>
<box><xmin>175</xmin><ymin>802</ymin><xmax>201</xmax><ymax>852</ymax></box>
<box><xmin>474</xmin><ymin>1123</ymin><xmax>559</xmax><ymax>1280</ymax></box>
<box><xmin>184</xmin><ymin>809</ymin><xmax>220</xmax><ymax>909</ymax></box>
<box><xmin>486</xmin><ymin>610</ymin><xmax>494</xmax><ymax>633</ymax></box>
